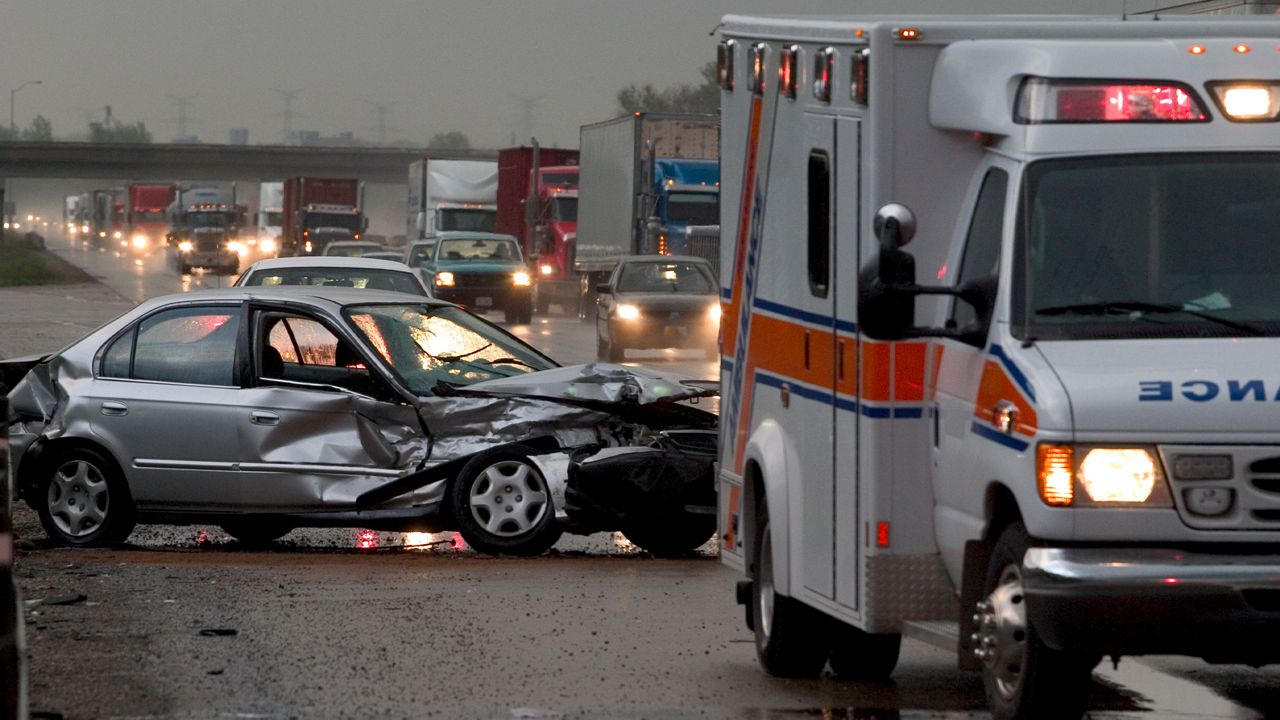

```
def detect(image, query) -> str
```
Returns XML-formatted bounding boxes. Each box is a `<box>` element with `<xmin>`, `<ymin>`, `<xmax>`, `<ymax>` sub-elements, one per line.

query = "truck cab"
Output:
<box><xmin>297</xmin><ymin>203</ymin><xmax>363</xmax><ymax>256</ymax></box>
<box><xmin>647</xmin><ymin>158</ymin><xmax>719</xmax><ymax>259</ymax></box>
<box><xmin>717</xmin><ymin>15</ymin><xmax>1280</xmax><ymax>720</ymax></box>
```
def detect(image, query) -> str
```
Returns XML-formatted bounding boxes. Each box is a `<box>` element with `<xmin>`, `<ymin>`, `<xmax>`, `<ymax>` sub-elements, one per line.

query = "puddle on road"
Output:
<box><xmin>123</xmin><ymin>523</ymin><xmax>718</xmax><ymax>558</ymax></box>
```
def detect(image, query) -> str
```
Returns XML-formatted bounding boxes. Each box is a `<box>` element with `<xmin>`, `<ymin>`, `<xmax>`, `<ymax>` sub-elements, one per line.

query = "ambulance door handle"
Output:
<box><xmin>837</xmin><ymin>340</ymin><xmax>846</xmax><ymax>381</ymax></box>
<box><xmin>803</xmin><ymin>331</ymin><xmax>811</xmax><ymax>370</ymax></box>
<box><xmin>932</xmin><ymin>405</ymin><xmax>940</xmax><ymax>447</ymax></box>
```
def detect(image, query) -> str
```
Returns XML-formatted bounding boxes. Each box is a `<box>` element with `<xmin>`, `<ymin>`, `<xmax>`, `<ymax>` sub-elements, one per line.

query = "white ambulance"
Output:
<box><xmin>716</xmin><ymin>14</ymin><xmax>1280</xmax><ymax>720</ymax></box>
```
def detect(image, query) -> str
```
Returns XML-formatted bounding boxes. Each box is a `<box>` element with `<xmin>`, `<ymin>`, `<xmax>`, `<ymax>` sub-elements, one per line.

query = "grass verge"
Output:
<box><xmin>0</xmin><ymin>233</ymin><xmax>93</xmax><ymax>287</ymax></box>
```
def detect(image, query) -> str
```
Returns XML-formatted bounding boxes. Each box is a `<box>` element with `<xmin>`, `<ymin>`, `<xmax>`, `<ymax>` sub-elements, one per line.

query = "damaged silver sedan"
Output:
<box><xmin>3</xmin><ymin>287</ymin><xmax>718</xmax><ymax>556</ymax></box>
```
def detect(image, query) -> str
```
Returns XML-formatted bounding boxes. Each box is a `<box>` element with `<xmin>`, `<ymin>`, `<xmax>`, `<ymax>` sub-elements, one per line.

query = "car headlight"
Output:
<box><xmin>227</xmin><ymin>241</ymin><xmax>248</xmax><ymax>256</ymax></box>
<box><xmin>1036</xmin><ymin>444</ymin><xmax>1172</xmax><ymax>507</ymax></box>
<box><xmin>616</xmin><ymin>304</ymin><xmax>641</xmax><ymax>320</ymax></box>
<box><xmin>178</xmin><ymin>240</ymin><xmax>194</xmax><ymax>253</ymax></box>
<box><xmin>113</xmin><ymin>230</ymin><xmax>123</xmax><ymax>239</ymax></box>
<box><xmin>512</xmin><ymin>271</ymin><xmax>531</xmax><ymax>286</ymax></box>
<box><xmin>131</xmin><ymin>234</ymin><xmax>147</xmax><ymax>249</ymax></box>
<box><xmin>259</xmin><ymin>237</ymin><xmax>277</xmax><ymax>253</ymax></box>
<box><xmin>708</xmin><ymin>303</ymin><xmax>722</xmax><ymax>322</ymax></box>
<box><xmin>436</xmin><ymin>271</ymin><xmax>455</xmax><ymax>287</ymax></box>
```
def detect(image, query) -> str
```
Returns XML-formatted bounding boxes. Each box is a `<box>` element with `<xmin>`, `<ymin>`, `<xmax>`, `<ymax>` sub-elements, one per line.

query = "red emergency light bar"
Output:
<box><xmin>812</xmin><ymin>46</ymin><xmax>835</xmax><ymax>103</ymax></box>
<box><xmin>780</xmin><ymin>45</ymin><xmax>799</xmax><ymax>99</ymax></box>
<box><xmin>749</xmin><ymin>42</ymin><xmax>767</xmax><ymax>95</ymax></box>
<box><xmin>717</xmin><ymin>39</ymin><xmax>736</xmax><ymax>91</ymax></box>
<box><xmin>1016</xmin><ymin>78</ymin><xmax>1208</xmax><ymax>124</ymax></box>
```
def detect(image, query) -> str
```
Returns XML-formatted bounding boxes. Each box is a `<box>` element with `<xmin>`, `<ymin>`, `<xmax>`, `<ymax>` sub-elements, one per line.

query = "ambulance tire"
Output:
<box><xmin>980</xmin><ymin>522</ymin><xmax>1094</xmax><ymax>720</ymax></box>
<box><xmin>751</xmin><ymin>509</ymin><xmax>830</xmax><ymax>678</ymax></box>
<box><xmin>829</xmin><ymin>624</ymin><xmax>901</xmax><ymax>681</ymax></box>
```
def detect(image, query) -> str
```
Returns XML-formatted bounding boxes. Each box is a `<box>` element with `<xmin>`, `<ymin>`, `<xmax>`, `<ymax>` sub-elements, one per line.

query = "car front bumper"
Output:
<box><xmin>1022</xmin><ymin>546</ymin><xmax>1280</xmax><ymax>663</ymax></box>
<box><xmin>435</xmin><ymin>286</ymin><xmax>530</xmax><ymax>310</ymax></box>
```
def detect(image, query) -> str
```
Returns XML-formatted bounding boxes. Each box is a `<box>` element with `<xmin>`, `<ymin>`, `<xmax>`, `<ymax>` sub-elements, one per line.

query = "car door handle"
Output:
<box><xmin>250</xmin><ymin>411</ymin><xmax>279</xmax><ymax>426</ymax></box>
<box><xmin>100</xmin><ymin>401</ymin><xmax>128</xmax><ymax>416</ymax></box>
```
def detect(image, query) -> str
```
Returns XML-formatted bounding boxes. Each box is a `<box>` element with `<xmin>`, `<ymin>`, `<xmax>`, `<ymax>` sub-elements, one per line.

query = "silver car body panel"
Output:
<box><xmin>6</xmin><ymin>287</ymin><xmax>715</xmax><ymax>527</ymax></box>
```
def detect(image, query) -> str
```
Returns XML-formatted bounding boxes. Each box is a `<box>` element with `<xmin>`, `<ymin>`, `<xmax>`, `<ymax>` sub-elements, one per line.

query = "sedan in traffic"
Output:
<box><xmin>235</xmin><ymin>256</ymin><xmax>432</xmax><ymax>297</ymax></box>
<box><xmin>595</xmin><ymin>256</ymin><xmax>721</xmax><ymax>361</ymax></box>
<box><xmin>322</xmin><ymin>240</ymin><xmax>389</xmax><ymax>258</ymax></box>
<box><xmin>4</xmin><ymin>288</ymin><xmax>717</xmax><ymax>556</ymax></box>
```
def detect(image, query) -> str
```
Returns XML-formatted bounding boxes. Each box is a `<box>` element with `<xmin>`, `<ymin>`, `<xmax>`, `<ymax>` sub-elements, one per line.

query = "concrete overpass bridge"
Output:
<box><xmin>0</xmin><ymin>141</ymin><xmax>496</xmax><ymax>184</ymax></box>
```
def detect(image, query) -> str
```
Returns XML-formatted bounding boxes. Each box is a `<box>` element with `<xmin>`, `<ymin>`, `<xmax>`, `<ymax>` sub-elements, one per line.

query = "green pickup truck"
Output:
<box><xmin>421</xmin><ymin>231</ymin><xmax>534</xmax><ymax>324</ymax></box>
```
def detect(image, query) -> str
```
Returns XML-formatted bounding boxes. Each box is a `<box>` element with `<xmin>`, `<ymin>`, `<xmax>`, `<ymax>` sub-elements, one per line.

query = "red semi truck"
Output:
<box><xmin>280</xmin><ymin>177</ymin><xmax>365</xmax><ymax>256</ymax></box>
<box><xmin>495</xmin><ymin>145</ymin><xmax>579</xmax><ymax>315</ymax></box>
<box><xmin>126</xmin><ymin>184</ymin><xmax>177</xmax><ymax>253</ymax></box>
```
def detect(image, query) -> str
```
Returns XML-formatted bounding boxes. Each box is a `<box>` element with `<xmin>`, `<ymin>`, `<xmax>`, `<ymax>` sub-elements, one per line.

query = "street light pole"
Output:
<box><xmin>9</xmin><ymin>80</ymin><xmax>43</xmax><ymax>133</ymax></box>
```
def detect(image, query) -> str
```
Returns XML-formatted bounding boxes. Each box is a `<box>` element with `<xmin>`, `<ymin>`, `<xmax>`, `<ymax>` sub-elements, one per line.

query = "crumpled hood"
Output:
<box><xmin>451</xmin><ymin>362</ymin><xmax>716</xmax><ymax>408</ymax></box>
<box><xmin>1037</xmin><ymin>338</ymin><xmax>1280</xmax><ymax>434</ymax></box>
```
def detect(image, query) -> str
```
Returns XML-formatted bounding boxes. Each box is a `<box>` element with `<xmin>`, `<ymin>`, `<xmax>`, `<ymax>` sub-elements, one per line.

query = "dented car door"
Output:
<box><xmin>236</xmin><ymin>308</ymin><xmax>425</xmax><ymax>512</ymax></box>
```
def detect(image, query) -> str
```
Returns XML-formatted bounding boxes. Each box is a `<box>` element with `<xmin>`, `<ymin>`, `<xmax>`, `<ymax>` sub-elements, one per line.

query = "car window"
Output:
<box><xmin>102</xmin><ymin>306</ymin><xmax>240</xmax><ymax>386</ymax></box>
<box><xmin>616</xmin><ymin>261</ymin><xmax>714</xmax><ymax>294</ymax></box>
<box><xmin>257</xmin><ymin>312</ymin><xmax>380</xmax><ymax>394</ymax></box>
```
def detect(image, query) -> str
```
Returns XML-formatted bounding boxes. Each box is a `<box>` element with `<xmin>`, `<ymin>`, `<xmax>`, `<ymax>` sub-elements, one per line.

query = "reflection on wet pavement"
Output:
<box><xmin>124</xmin><ymin>522</ymin><xmax>718</xmax><ymax>557</ymax></box>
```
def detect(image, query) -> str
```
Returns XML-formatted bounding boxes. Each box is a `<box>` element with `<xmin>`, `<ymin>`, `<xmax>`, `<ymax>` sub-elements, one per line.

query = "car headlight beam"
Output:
<box><xmin>512</xmin><ymin>271</ymin><xmax>531</xmax><ymax>286</ymax></box>
<box><xmin>616</xmin><ymin>304</ymin><xmax>641</xmax><ymax>320</ymax></box>
<box><xmin>436</xmin><ymin>271</ymin><xmax>455</xmax><ymax>287</ymax></box>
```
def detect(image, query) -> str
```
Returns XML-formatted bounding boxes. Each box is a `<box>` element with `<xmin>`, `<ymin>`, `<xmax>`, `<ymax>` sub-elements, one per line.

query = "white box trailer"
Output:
<box><xmin>716</xmin><ymin>14</ymin><xmax>1280</xmax><ymax>720</ymax></box>
<box><xmin>406</xmin><ymin>159</ymin><xmax>498</xmax><ymax>243</ymax></box>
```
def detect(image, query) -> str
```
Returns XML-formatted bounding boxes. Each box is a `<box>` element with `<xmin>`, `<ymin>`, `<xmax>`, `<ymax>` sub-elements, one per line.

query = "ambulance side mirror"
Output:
<box><xmin>858</xmin><ymin>204</ymin><xmax>920</xmax><ymax>340</ymax></box>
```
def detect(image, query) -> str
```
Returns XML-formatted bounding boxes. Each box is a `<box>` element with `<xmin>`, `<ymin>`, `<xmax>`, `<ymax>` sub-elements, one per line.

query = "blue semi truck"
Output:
<box><xmin>574</xmin><ymin>113</ymin><xmax>720</xmax><ymax>316</ymax></box>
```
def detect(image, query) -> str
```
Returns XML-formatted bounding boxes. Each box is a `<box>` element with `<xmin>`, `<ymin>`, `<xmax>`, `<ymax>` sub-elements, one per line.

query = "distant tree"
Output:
<box><xmin>21</xmin><ymin>115</ymin><xmax>53</xmax><ymax>142</ymax></box>
<box><xmin>89</xmin><ymin>121</ymin><xmax>152</xmax><ymax>144</ymax></box>
<box><xmin>427</xmin><ymin>131</ymin><xmax>471</xmax><ymax>151</ymax></box>
<box><xmin>0</xmin><ymin>126</ymin><xmax>17</xmax><ymax>142</ymax></box>
<box><xmin>618</xmin><ymin>61</ymin><xmax>719</xmax><ymax>115</ymax></box>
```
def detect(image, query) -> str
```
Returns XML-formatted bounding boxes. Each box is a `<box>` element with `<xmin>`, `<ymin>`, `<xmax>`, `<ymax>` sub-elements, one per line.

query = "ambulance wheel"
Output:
<box><xmin>977</xmin><ymin>522</ymin><xmax>1093</xmax><ymax>720</ymax></box>
<box><xmin>751</xmin><ymin>505</ymin><xmax>829</xmax><ymax>678</ymax></box>
<box><xmin>621</xmin><ymin>511</ymin><xmax>715</xmax><ymax>557</ymax></box>
<box><xmin>829</xmin><ymin>624</ymin><xmax>901</xmax><ymax>681</ymax></box>
<box><xmin>451</xmin><ymin>445</ymin><xmax>562</xmax><ymax>557</ymax></box>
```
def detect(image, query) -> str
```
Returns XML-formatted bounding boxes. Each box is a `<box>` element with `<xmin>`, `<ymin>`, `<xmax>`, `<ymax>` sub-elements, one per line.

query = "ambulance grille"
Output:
<box><xmin>1158</xmin><ymin>446</ymin><xmax>1280</xmax><ymax>530</ymax></box>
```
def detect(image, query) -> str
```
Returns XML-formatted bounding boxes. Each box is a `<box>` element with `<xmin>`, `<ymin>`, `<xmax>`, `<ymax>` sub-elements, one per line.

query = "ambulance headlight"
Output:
<box><xmin>1208</xmin><ymin>82</ymin><xmax>1280</xmax><ymax>122</ymax></box>
<box><xmin>1037</xmin><ymin>444</ymin><xmax>1172</xmax><ymax>507</ymax></box>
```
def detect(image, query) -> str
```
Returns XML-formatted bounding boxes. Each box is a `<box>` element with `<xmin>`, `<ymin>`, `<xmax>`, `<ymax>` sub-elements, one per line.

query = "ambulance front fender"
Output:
<box><xmin>743</xmin><ymin>418</ymin><xmax>795</xmax><ymax>597</ymax></box>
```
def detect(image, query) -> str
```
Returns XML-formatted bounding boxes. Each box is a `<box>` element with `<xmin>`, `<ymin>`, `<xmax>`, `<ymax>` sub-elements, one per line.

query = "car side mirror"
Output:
<box><xmin>595</xmin><ymin>283</ymin><xmax>611</xmax><ymax>294</ymax></box>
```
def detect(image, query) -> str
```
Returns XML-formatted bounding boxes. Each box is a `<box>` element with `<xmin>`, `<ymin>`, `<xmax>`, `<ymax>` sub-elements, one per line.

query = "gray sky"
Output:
<box><xmin>3</xmin><ymin>0</ymin><xmax>1134</xmax><ymax>149</ymax></box>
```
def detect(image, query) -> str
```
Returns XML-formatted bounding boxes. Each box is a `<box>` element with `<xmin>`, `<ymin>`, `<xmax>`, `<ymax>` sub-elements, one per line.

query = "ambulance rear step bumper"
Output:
<box><xmin>1022</xmin><ymin>547</ymin><xmax>1280</xmax><ymax>663</ymax></box>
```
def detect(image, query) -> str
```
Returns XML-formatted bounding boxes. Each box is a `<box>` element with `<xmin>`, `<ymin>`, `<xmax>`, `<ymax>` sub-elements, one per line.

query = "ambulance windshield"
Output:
<box><xmin>1015</xmin><ymin>153</ymin><xmax>1280</xmax><ymax>340</ymax></box>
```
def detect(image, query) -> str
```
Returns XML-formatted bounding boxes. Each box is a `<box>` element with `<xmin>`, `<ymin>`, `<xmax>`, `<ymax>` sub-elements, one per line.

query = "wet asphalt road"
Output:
<box><xmin>4</xmin><ymin>231</ymin><xmax>1278</xmax><ymax>718</ymax></box>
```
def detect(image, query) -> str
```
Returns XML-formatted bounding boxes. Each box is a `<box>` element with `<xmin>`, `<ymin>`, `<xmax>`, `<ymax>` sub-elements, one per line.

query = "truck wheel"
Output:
<box><xmin>450</xmin><ymin>445</ymin><xmax>562</xmax><ymax>557</ymax></box>
<box><xmin>977</xmin><ymin>522</ymin><xmax>1093</xmax><ymax>720</ymax></box>
<box><xmin>36</xmin><ymin>447</ymin><xmax>136</xmax><ymax>546</ymax></box>
<box><xmin>534</xmin><ymin>286</ymin><xmax>551</xmax><ymax>315</ymax></box>
<box><xmin>829</xmin><ymin>623</ymin><xmax>901</xmax><ymax>681</ymax></box>
<box><xmin>621</xmin><ymin>512</ymin><xmax>715</xmax><ymax>557</ymax></box>
<box><xmin>751</xmin><ymin>502</ymin><xmax>829</xmax><ymax>678</ymax></box>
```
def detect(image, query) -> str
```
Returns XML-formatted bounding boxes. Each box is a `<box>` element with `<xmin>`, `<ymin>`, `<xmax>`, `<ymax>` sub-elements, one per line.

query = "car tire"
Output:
<box><xmin>451</xmin><ymin>445</ymin><xmax>563</xmax><ymax>557</ymax></box>
<box><xmin>829</xmin><ymin>623</ymin><xmax>901</xmax><ymax>681</ymax></box>
<box><xmin>220</xmin><ymin>521</ymin><xmax>293</xmax><ymax>545</ymax></box>
<box><xmin>179</xmin><ymin>261</ymin><xmax>192</xmax><ymax>275</ymax></box>
<box><xmin>36</xmin><ymin>447</ymin><xmax>136</xmax><ymax>547</ymax></box>
<box><xmin>978</xmin><ymin>522</ymin><xmax>1094</xmax><ymax>720</ymax></box>
<box><xmin>752</xmin><ymin>501</ymin><xmax>830</xmax><ymax>678</ymax></box>
<box><xmin>621</xmin><ymin>511</ymin><xmax>715</xmax><ymax>557</ymax></box>
<box><xmin>516</xmin><ymin>300</ymin><xmax>533</xmax><ymax>325</ymax></box>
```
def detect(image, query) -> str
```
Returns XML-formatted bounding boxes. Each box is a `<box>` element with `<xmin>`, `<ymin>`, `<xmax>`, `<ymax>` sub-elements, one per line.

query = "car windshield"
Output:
<box><xmin>307</xmin><ymin>212</ymin><xmax>360</xmax><ymax>231</ymax></box>
<box><xmin>185</xmin><ymin>212</ymin><xmax>228</xmax><ymax>228</ymax></box>
<box><xmin>243</xmin><ymin>268</ymin><xmax>426</xmax><ymax>295</ymax></box>
<box><xmin>437</xmin><ymin>237</ymin><xmax>521</xmax><ymax>262</ymax></box>
<box><xmin>542</xmin><ymin>172</ymin><xmax>577</xmax><ymax>187</ymax></box>
<box><xmin>345</xmin><ymin>303</ymin><xmax>556</xmax><ymax>394</ymax></box>
<box><xmin>324</xmin><ymin>243</ymin><xmax>382</xmax><ymax>257</ymax></box>
<box><xmin>616</xmin><ymin>261</ymin><xmax>714</xmax><ymax>294</ymax></box>
<box><xmin>666</xmin><ymin>192</ymin><xmax>719</xmax><ymax>225</ymax></box>
<box><xmin>552</xmin><ymin>196</ymin><xmax>577</xmax><ymax>222</ymax></box>
<box><xmin>1015</xmin><ymin>153</ymin><xmax>1280</xmax><ymax>340</ymax></box>
<box><xmin>438</xmin><ymin>208</ymin><xmax>496</xmax><ymax>232</ymax></box>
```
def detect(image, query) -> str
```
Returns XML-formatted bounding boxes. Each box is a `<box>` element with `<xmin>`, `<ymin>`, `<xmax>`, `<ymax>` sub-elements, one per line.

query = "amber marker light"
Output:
<box><xmin>1189</xmin><ymin>45</ymin><xmax>1205</xmax><ymax>55</ymax></box>
<box><xmin>1235</xmin><ymin>43</ymin><xmax>1251</xmax><ymax>54</ymax></box>
<box><xmin>1037</xmin><ymin>444</ymin><xmax>1074</xmax><ymax>506</ymax></box>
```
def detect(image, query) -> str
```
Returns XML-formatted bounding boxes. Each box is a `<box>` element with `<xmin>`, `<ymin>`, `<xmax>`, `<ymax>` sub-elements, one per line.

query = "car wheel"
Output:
<box><xmin>621</xmin><ymin>511</ymin><xmax>715</xmax><ymax>557</ymax></box>
<box><xmin>36</xmin><ymin>447</ymin><xmax>135</xmax><ymax>546</ymax></box>
<box><xmin>752</xmin><ymin>500</ymin><xmax>830</xmax><ymax>677</ymax></box>
<box><xmin>219</xmin><ymin>521</ymin><xmax>293</xmax><ymax>545</ymax></box>
<box><xmin>829</xmin><ymin>623</ymin><xmax>901</xmax><ymax>681</ymax></box>
<box><xmin>451</xmin><ymin>445</ymin><xmax>562</xmax><ymax>557</ymax></box>
<box><xmin>978</xmin><ymin>522</ymin><xmax>1094</xmax><ymax>720</ymax></box>
<box><xmin>179</xmin><ymin>261</ymin><xmax>192</xmax><ymax>275</ymax></box>
<box><xmin>516</xmin><ymin>300</ymin><xmax>533</xmax><ymax>325</ymax></box>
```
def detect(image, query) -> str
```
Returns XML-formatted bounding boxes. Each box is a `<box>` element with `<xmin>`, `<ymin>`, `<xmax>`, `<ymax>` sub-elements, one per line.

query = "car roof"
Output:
<box><xmin>141</xmin><ymin>285</ymin><xmax>454</xmax><ymax>311</ymax></box>
<box><xmin>618</xmin><ymin>254</ymin><xmax>710</xmax><ymax>265</ymax></box>
<box><xmin>240</xmin><ymin>256</ymin><xmax>417</xmax><ymax>273</ymax></box>
<box><xmin>325</xmin><ymin>240</ymin><xmax>384</xmax><ymax>247</ymax></box>
<box><xmin>434</xmin><ymin>231</ymin><xmax>519</xmax><ymax>242</ymax></box>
